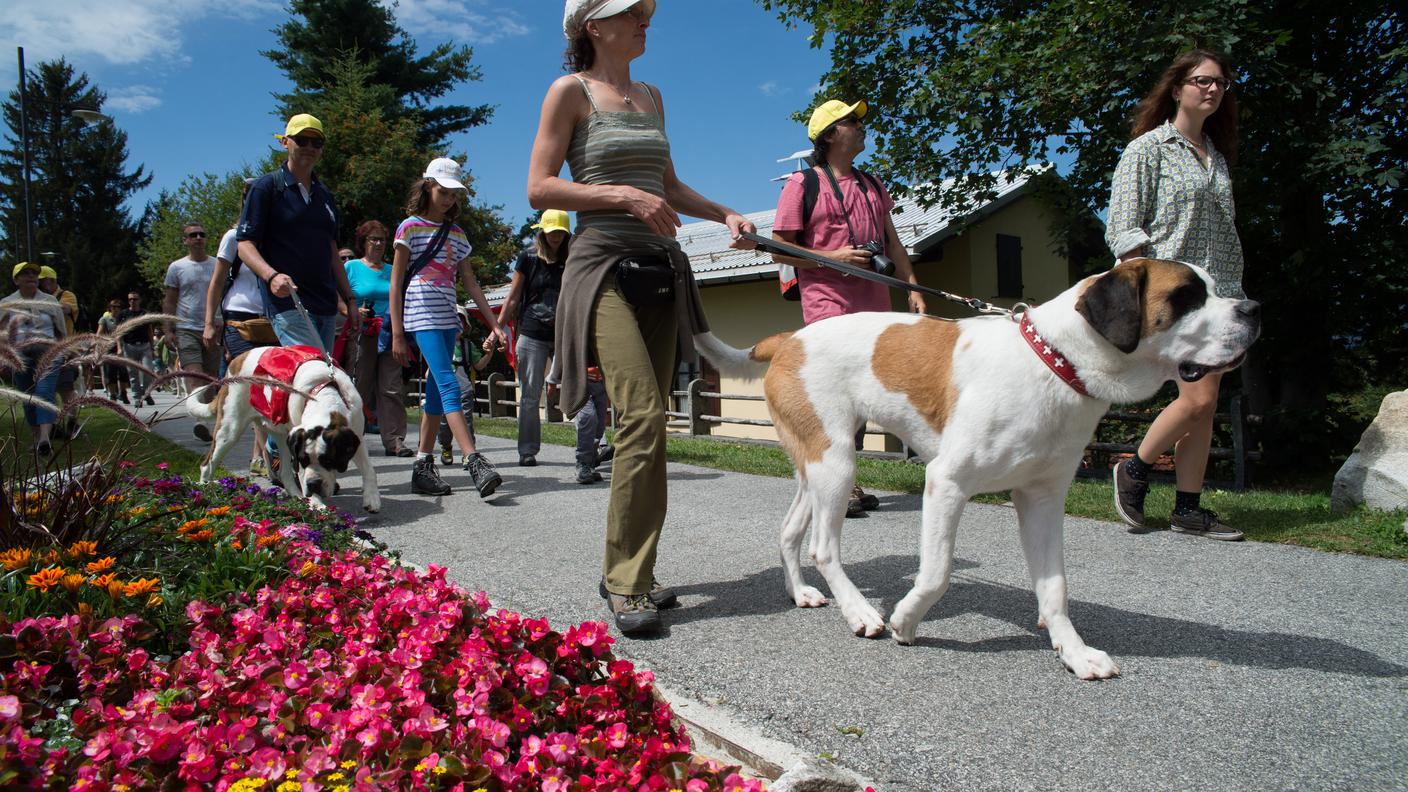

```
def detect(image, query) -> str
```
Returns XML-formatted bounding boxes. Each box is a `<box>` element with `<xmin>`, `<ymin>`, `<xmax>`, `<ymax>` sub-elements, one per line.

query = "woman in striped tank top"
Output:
<box><xmin>528</xmin><ymin>0</ymin><xmax>758</xmax><ymax>636</ymax></box>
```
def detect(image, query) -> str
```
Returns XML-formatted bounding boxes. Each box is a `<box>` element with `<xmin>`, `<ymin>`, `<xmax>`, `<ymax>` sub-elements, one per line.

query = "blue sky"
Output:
<box><xmin>4</xmin><ymin>0</ymin><xmax>840</xmax><ymax>234</ymax></box>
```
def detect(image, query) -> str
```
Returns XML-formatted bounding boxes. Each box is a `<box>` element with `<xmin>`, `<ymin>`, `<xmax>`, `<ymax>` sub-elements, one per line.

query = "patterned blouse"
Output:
<box><xmin>1105</xmin><ymin>120</ymin><xmax>1245</xmax><ymax>298</ymax></box>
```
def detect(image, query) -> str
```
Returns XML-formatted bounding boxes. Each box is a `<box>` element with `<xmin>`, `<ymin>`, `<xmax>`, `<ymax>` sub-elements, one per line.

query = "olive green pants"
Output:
<box><xmin>593</xmin><ymin>283</ymin><xmax>678</xmax><ymax>596</ymax></box>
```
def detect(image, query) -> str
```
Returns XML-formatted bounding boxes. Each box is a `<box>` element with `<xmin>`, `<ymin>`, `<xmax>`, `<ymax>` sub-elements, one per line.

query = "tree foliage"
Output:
<box><xmin>0</xmin><ymin>59</ymin><xmax>152</xmax><ymax>322</ymax></box>
<box><xmin>265</xmin><ymin>0</ymin><xmax>493</xmax><ymax>149</ymax></box>
<box><xmin>762</xmin><ymin>0</ymin><xmax>1407</xmax><ymax>465</ymax></box>
<box><xmin>134</xmin><ymin>168</ymin><xmax>264</xmax><ymax>293</ymax></box>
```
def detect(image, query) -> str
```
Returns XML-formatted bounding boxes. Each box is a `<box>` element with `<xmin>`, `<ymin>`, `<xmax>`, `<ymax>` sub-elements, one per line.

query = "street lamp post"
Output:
<box><xmin>14</xmin><ymin>46</ymin><xmax>110</xmax><ymax>265</ymax></box>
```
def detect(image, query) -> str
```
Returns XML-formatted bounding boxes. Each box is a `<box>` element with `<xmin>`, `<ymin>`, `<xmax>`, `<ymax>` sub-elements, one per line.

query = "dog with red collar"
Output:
<box><xmin>191</xmin><ymin>345</ymin><xmax>381</xmax><ymax>513</ymax></box>
<box><xmin>694</xmin><ymin>258</ymin><xmax>1260</xmax><ymax>679</ymax></box>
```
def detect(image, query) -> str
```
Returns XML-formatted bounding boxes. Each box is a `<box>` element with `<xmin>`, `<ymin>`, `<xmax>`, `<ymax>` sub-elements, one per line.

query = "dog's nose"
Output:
<box><xmin>1236</xmin><ymin>300</ymin><xmax>1260</xmax><ymax>322</ymax></box>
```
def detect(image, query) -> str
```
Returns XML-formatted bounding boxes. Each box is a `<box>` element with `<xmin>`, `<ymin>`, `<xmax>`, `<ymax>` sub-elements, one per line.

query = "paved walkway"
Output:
<box><xmin>147</xmin><ymin>392</ymin><xmax>1408</xmax><ymax>791</ymax></box>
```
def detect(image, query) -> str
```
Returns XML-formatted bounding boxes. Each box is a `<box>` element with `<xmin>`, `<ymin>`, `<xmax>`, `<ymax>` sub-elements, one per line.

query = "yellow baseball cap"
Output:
<box><xmin>807</xmin><ymin>99</ymin><xmax>868</xmax><ymax>141</ymax></box>
<box><xmin>12</xmin><ymin>261</ymin><xmax>40</xmax><ymax>279</ymax></box>
<box><xmin>532</xmin><ymin>210</ymin><xmax>572</xmax><ymax>235</ymax></box>
<box><xmin>37</xmin><ymin>265</ymin><xmax>57</xmax><ymax>281</ymax></box>
<box><xmin>277</xmin><ymin>113</ymin><xmax>325</xmax><ymax>140</ymax></box>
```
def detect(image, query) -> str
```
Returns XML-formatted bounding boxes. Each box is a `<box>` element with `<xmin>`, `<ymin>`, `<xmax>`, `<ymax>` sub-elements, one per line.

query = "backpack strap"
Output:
<box><xmin>800</xmin><ymin>168</ymin><xmax>820</xmax><ymax>233</ymax></box>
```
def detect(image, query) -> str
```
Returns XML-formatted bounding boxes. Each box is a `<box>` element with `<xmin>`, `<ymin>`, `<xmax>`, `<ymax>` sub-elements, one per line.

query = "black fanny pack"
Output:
<box><xmin>614</xmin><ymin>255</ymin><xmax>675</xmax><ymax>307</ymax></box>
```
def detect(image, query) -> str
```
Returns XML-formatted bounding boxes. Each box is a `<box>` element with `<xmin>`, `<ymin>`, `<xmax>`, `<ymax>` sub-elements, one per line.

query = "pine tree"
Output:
<box><xmin>0</xmin><ymin>59</ymin><xmax>152</xmax><ymax>325</ymax></box>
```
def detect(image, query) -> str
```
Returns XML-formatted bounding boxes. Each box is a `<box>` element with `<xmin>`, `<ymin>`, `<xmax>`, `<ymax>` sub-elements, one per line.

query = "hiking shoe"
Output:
<box><xmin>599</xmin><ymin>577</ymin><xmax>677</xmax><ymax>610</ymax></box>
<box><xmin>576</xmin><ymin>463</ymin><xmax>603</xmax><ymax>484</ymax></box>
<box><xmin>845</xmin><ymin>493</ymin><xmax>867</xmax><ymax>518</ymax></box>
<box><xmin>519</xmin><ymin>454</ymin><xmax>537</xmax><ymax>467</ymax></box>
<box><xmin>602</xmin><ymin>589</ymin><xmax>662</xmax><ymax>635</ymax></box>
<box><xmin>596</xmin><ymin>445</ymin><xmax>614</xmax><ymax>466</ymax></box>
<box><xmin>440</xmin><ymin>445</ymin><xmax>454</xmax><ymax>465</ymax></box>
<box><xmin>145</xmin><ymin>395</ymin><xmax>155</xmax><ymax>406</ymax></box>
<box><xmin>193</xmin><ymin>424</ymin><xmax>212</xmax><ymax>443</ymax></box>
<box><xmin>852</xmin><ymin>486</ymin><xmax>880</xmax><ymax>511</ymax></box>
<box><xmin>411</xmin><ymin>457</ymin><xmax>452</xmax><ymax>496</ymax></box>
<box><xmin>1112</xmin><ymin>460</ymin><xmax>1148</xmax><ymax>530</ymax></box>
<box><xmin>1169</xmin><ymin>508</ymin><xmax>1243</xmax><ymax>541</ymax></box>
<box><xmin>465</xmin><ymin>453</ymin><xmax>501</xmax><ymax>498</ymax></box>
<box><xmin>119</xmin><ymin>394</ymin><xmax>130</xmax><ymax>404</ymax></box>
<box><xmin>248</xmin><ymin>457</ymin><xmax>268</xmax><ymax>478</ymax></box>
<box><xmin>32</xmin><ymin>440</ymin><xmax>52</xmax><ymax>457</ymax></box>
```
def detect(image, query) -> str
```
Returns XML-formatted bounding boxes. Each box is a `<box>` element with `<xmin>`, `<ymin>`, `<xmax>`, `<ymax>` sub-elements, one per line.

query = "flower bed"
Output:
<box><xmin>1</xmin><ymin>473</ymin><xmax>764</xmax><ymax>790</ymax></box>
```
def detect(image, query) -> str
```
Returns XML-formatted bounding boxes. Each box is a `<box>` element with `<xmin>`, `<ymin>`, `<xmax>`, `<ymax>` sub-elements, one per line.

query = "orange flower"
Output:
<box><xmin>187</xmin><ymin>530</ymin><xmax>215</xmax><ymax>542</ymax></box>
<box><xmin>124</xmin><ymin>506</ymin><xmax>146</xmax><ymax>518</ymax></box>
<box><xmin>1</xmin><ymin>548</ymin><xmax>34</xmax><ymax>570</ymax></box>
<box><xmin>123</xmin><ymin>577</ymin><xmax>160</xmax><ymax>597</ymax></box>
<box><xmin>298</xmin><ymin>560</ymin><xmax>318</xmax><ymax>578</ymax></box>
<box><xmin>177</xmin><ymin>518</ymin><xmax>210</xmax><ymax>535</ymax></box>
<box><xmin>206</xmin><ymin>506</ymin><xmax>232</xmax><ymax>517</ymax></box>
<box><xmin>257</xmin><ymin>534</ymin><xmax>280</xmax><ymax>549</ymax></box>
<box><xmin>60</xmin><ymin>573</ymin><xmax>86</xmax><ymax>593</ymax></box>
<box><xmin>103</xmin><ymin>494</ymin><xmax>124</xmax><ymax>506</ymax></box>
<box><xmin>90</xmin><ymin>572</ymin><xmax>117</xmax><ymax>589</ymax></box>
<box><xmin>105</xmin><ymin>579</ymin><xmax>128</xmax><ymax>598</ymax></box>
<box><xmin>85</xmin><ymin>557</ymin><xmax>116</xmax><ymax>574</ymax></box>
<box><xmin>146</xmin><ymin>594</ymin><xmax>164</xmax><ymax>608</ymax></box>
<box><xmin>77</xmin><ymin>602</ymin><xmax>93</xmax><ymax>618</ymax></box>
<box><xmin>230</xmin><ymin>539</ymin><xmax>243</xmax><ymax>550</ymax></box>
<box><xmin>67</xmin><ymin>540</ymin><xmax>98</xmax><ymax>559</ymax></box>
<box><xmin>41</xmin><ymin>548</ymin><xmax>61</xmax><ymax>565</ymax></box>
<box><xmin>26</xmin><ymin>566</ymin><xmax>64</xmax><ymax>592</ymax></box>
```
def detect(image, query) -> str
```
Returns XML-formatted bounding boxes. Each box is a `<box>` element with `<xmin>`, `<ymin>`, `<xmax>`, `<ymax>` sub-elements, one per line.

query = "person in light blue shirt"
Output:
<box><xmin>343</xmin><ymin>219</ymin><xmax>412</xmax><ymax>457</ymax></box>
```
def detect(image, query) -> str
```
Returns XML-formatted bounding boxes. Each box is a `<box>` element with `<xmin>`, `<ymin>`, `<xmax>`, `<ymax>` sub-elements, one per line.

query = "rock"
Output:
<box><xmin>1332</xmin><ymin>390</ymin><xmax>1408</xmax><ymax>513</ymax></box>
<box><xmin>768</xmin><ymin>757</ymin><xmax>864</xmax><ymax>792</ymax></box>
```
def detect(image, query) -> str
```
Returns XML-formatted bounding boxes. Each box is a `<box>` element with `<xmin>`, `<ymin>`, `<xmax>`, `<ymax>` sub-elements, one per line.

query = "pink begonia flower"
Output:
<box><xmin>249</xmin><ymin>746</ymin><xmax>286</xmax><ymax>779</ymax></box>
<box><xmin>605</xmin><ymin>722</ymin><xmax>629</xmax><ymax>749</ymax></box>
<box><xmin>0</xmin><ymin>695</ymin><xmax>19</xmax><ymax>720</ymax></box>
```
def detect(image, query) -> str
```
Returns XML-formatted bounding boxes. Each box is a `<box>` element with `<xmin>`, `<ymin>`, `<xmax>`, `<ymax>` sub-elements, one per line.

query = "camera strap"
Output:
<box><xmin>738</xmin><ymin>230</ymin><xmax>1012</xmax><ymax>316</ymax></box>
<box><xmin>821</xmin><ymin>164</ymin><xmax>882</xmax><ymax>248</ymax></box>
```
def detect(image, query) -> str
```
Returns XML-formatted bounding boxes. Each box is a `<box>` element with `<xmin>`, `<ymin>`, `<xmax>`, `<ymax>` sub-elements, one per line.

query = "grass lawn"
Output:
<box><xmin>471</xmin><ymin>416</ymin><xmax>1408</xmax><ymax>561</ymax></box>
<box><xmin>2</xmin><ymin>406</ymin><xmax>206</xmax><ymax>481</ymax></box>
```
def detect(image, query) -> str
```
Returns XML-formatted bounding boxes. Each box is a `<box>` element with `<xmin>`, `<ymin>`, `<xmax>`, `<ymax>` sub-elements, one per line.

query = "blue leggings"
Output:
<box><xmin>413</xmin><ymin>328</ymin><xmax>463</xmax><ymax>417</ymax></box>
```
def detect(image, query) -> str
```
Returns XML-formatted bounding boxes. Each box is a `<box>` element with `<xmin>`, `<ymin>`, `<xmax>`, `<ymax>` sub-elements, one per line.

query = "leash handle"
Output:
<box><xmin>287</xmin><ymin>285</ymin><xmax>336</xmax><ymax>366</ymax></box>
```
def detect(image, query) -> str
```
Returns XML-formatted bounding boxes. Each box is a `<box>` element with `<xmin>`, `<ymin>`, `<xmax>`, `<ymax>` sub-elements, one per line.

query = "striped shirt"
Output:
<box><xmin>394</xmin><ymin>216</ymin><xmax>473</xmax><ymax>332</ymax></box>
<box><xmin>565</xmin><ymin>75</ymin><xmax>675</xmax><ymax>246</ymax></box>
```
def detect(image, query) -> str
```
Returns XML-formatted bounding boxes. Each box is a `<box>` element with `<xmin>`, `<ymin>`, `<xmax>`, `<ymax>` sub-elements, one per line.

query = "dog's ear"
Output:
<box><xmin>1076</xmin><ymin>263</ymin><xmax>1146</xmax><ymax>354</ymax></box>
<box><xmin>291</xmin><ymin>427</ymin><xmax>316</xmax><ymax>469</ymax></box>
<box><xmin>324</xmin><ymin>427</ymin><xmax>360</xmax><ymax>473</ymax></box>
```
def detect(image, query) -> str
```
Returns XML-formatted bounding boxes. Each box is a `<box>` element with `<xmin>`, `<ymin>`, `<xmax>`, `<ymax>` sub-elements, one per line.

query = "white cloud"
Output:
<box><xmin>106</xmin><ymin>85</ymin><xmax>163</xmax><ymax>114</ymax></box>
<box><xmin>389</xmin><ymin>0</ymin><xmax>531</xmax><ymax>45</ymax></box>
<box><xmin>759</xmin><ymin>81</ymin><xmax>786</xmax><ymax>97</ymax></box>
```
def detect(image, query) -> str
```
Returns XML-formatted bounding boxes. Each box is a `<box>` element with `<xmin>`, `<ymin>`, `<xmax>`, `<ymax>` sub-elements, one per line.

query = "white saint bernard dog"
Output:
<box><xmin>190</xmin><ymin>347</ymin><xmax>381</xmax><ymax>513</ymax></box>
<box><xmin>694</xmin><ymin>258</ymin><xmax>1260</xmax><ymax>679</ymax></box>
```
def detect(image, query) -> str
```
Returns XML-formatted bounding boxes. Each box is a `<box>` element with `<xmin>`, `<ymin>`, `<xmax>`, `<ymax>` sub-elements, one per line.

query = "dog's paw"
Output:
<box><xmin>363</xmin><ymin>497</ymin><xmax>381</xmax><ymax>514</ymax></box>
<box><xmin>792</xmin><ymin>586</ymin><xmax>828</xmax><ymax>608</ymax></box>
<box><xmin>1060</xmin><ymin>646</ymin><xmax>1120</xmax><ymax>680</ymax></box>
<box><xmin>844</xmin><ymin>603</ymin><xmax>887</xmax><ymax>639</ymax></box>
<box><xmin>888</xmin><ymin>617</ymin><xmax>917</xmax><ymax>646</ymax></box>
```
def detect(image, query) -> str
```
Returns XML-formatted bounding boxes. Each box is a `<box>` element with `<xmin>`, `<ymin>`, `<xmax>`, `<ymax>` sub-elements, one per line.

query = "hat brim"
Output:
<box><xmin>429</xmin><ymin>176</ymin><xmax>467</xmax><ymax>192</ymax></box>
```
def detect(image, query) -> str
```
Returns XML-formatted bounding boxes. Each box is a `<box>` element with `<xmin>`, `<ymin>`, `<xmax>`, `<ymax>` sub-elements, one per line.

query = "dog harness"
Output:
<box><xmin>1019</xmin><ymin>313</ymin><xmax>1092</xmax><ymax>398</ymax></box>
<box><xmin>249</xmin><ymin>345</ymin><xmax>329</xmax><ymax>425</ymax></box>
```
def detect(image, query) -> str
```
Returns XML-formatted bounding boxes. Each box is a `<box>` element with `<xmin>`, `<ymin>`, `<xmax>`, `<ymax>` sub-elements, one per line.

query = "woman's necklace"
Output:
<box><xmin>586</xmin><ymin>72</ymin><xmax>633</xmax><ymax>105</ymax></box>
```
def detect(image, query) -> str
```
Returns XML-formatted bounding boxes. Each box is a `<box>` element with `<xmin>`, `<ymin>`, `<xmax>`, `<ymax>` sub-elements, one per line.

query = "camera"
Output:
<box><xmin>861</xmin><ymin>241</ymin><xmax>895</xmax><ymax>277</ymax></box>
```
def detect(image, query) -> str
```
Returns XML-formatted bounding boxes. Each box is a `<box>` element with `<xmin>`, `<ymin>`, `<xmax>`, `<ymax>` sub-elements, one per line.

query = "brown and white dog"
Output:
<box><xmin>190</xmin><ymin>347</ymin><xmax>381</xmax><ymax>513</ymax></box>
<box><xmin>694</xmin><ymin>258</ymin><xmax>1260</xmax><ymax>679</ymax></box>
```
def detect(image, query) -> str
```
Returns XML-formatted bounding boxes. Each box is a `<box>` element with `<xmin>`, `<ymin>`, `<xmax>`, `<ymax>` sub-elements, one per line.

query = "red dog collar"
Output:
<box><xmin>1019</xmin><ymin>313</ymin><xmax>1092</xmax><ymax>398</ymax></box>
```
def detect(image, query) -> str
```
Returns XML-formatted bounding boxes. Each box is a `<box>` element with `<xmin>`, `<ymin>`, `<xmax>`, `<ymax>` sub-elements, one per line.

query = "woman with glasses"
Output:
<box><xmin>1106</xmin><ymin>49</ymin><xmax>1246</xmax><ymax>542</ymax></box>
<box><xmin>344</xmin><ymin>220</ymin><xmax>413</xmax><ymax>457</ymax></box>
<box><xmin>528</xmin><ymin>0</ymin><xmax>756</xmax><ymax>635</ymax></box>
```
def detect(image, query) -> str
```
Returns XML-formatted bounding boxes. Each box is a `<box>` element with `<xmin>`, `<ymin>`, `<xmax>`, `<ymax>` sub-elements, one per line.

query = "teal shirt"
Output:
<box><xmin>344</xmin><ymin>259</ymin><xmax>393</xmax><ymax>317</ymax></box>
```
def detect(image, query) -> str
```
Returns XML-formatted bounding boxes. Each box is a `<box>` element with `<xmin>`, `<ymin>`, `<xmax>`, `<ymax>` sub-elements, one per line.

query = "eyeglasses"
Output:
<box><xmin>185</xmin><ymin>231</ymin><xmax>206</xmax><ymax>239</ymax></box>
<box><xmin>289</xmin><ymin>135</ymin><xmax>326</xmax><ymax>149</ymax></box>
<box><xmin>339</xmin><ymin>254</ymin><xmax>352</xmax><ymax>261</ymax></box>
<box><xmin>367</xmin><ymin>237</ymin><xmax>386</xmax><ymax>244</ymax></box>
<box><xmin>1185</xmin><ymin>75</ymin><xmax>1233</xmax><ymax>91</ymax></box>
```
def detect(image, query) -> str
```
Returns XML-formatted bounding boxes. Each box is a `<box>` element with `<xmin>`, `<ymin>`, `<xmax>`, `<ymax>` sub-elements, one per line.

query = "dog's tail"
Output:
<box><xmin>185</xmin><ymin>386</ymin><xmax>218</xmax><ymax>421</ymax></box>
<box><xmin>692</xmin><ymin>331</ymin><xmax>792</xmax><ymax>381</ymax></box>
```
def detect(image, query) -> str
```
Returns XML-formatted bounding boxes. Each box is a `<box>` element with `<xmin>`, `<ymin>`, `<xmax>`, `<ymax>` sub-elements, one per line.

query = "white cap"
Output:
<box><xmin>423</xmin><ymin>157</ymin><xmax>467</xmax><ymax>191</ymax></box>
<box><xmin>563</xmin><ymin>0</ymin><xmax>655</xmax><ymax>39</ymax></box>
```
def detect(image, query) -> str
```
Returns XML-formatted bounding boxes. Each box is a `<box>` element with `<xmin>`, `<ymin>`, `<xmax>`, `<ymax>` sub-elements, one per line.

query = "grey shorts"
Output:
<box><xmin>176</xmin><ymin>329</ymin><xmax>221</xmax><ymax>375</ymax></box>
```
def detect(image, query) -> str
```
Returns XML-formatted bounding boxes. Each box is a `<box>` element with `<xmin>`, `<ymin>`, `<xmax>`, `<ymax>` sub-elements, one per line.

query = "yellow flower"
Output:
<box><xmin>331</xmin><ymin>787</ymin><xmax>349</xmax><ymax>792</ymax></box>
<box><xmin>414</xmin><ymin>762</ymin><xmax>428</xmax><ymax>772</ymax></box>
<box><xmin>66</xmin><ymin>540</ymin><xmax>98</xmax><ymax>559</ymax></box>
<box><xmin>105</xmin><ymin>579</ymin><xmax>128</xmax><ymax>599</ymax></box>
<box><xmin>0</xmin><ymin>548</ymin><xmax>33</xmax><ymax>570</ymax></box>
<box><xmin>298</xmin><ymin>560</ymin><xmax>318</xmax><ymax>578</ymax></box>
<box><xmin>276</xmin><ymin>781</ymin><xmax>302</xmax><ymax>792</ymax></box>
<box><xmin>103</xmin><ymin>493</ymin><xmax>124</xmax><ymax>506</ymax></box>
<box><xmin>124</xmin><ymin>577</ymin><xmax>160</xmax><ymax>597</ymax></box>
<box><xmin>26</xmin><ymin>566</ymin><xmax>64</xmax><ymax>592</ymax></box>
<box><xmin>340</xmin><ymin>760</ymin><xmax>356</xmax><ymax>770</ymax></box>
<box><xmin>85</xmin><ymin>557</ymin><xmax>115</xmax><ymax>574</ymax></box>
<box><xmin>325</xmin><ymin>773</ymin><xmax>344</xmax><ymax>782</ymax></box>
<box><xmin>228</xmin><ymin>780</ymin><xmax>269</xmax><ymax>792</ymax></box>
<box><xmin>284</xmin><ymin>769</ymin><xmax>298</xmax><ymax>779</ymax></box>
<box><xmin>60</xmin><ymin>572</ymin><xmax>86</xmax><ymax>593</ymax></box>
<box><xmin>432</xmin><ymin>766</ymin><xmax>446</xmax><ymax>775</ymax></box>
<box><xmin>125</xmin><ymin>506</ymin><xmax>146</xmax><ymax>518</ymax></box>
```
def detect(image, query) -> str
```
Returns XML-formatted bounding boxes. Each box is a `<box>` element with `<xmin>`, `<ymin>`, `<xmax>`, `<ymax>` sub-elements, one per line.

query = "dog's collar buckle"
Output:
<box><xmin>1019</xmin><ymin>314</ymin><xmax>1092</xmax><ymax>398</ymax></box>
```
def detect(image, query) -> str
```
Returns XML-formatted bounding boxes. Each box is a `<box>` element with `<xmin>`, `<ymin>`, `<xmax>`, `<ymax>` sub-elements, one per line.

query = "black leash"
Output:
<box><xmin>737</xmin><ymin>231</ymin><xmax>1011</xmax><ymax>316</ymax></box>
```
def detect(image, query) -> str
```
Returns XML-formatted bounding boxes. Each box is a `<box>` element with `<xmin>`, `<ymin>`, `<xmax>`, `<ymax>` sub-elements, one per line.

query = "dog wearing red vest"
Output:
<box><xmin>191</xmin><ymin>345</ymin><xmax>381</xmax><ymax>513</ymax></box>
<box><xmin>693</xmin><ymin>259</ymin><xmax>1259</xmax><ymax>679</ymax></box>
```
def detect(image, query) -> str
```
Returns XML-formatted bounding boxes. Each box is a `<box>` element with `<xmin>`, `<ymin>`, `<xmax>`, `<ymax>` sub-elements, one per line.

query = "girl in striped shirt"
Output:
<box><xmin>390</xmin><ymin>158</ymin><xmax>509</xmax><ymax>498</ymax></box>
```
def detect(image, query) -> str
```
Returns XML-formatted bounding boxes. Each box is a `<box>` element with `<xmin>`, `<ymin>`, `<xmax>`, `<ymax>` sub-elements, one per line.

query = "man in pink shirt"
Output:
<box><xmin>771</xmin><ymin>99</ymin><xmax>927</xmax><ymax>515</ymax></box>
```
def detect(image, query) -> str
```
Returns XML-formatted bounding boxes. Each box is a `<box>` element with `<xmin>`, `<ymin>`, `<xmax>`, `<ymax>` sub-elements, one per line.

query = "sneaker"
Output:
<box><xmin>852</xmin><ymin>486</ymin><xmax>880</xmax><ymax>511</ymax></box>
<box><xmin>1112</xmin><ymin>460</ymin><xmax>1148</xmax><ymax>530</ymax></box>
<box><xmin>119</xmin><ymin>394</ymin><xmax>130</xmax><ymax>405</ymax></box>
<box><xmin>32</xmin><ymin>440</ymin><xmax>52</xmax><ymax>457</ymax></box>
<box><xmin>576</xmin><ymin>463</ymin><xmax>603</xmax><ymax>484</ymax></box>
<box><xmin>1169</xmin><ymin>508</ymin><xmax>1244</xmax><ymax>541</ymax></box>
<box><xmin>519</xmin><ymin>454</ymin><xmax>537</xmax><ymax>467</ymax></box>
<box><xmin>601</xmin><ymin>589</ymin><xmax>662</xmax><ymax>635</ymax></box>
<box><xmin>145</xmin><ymin>395</ymin><xmax>155</xmax><ymax>406</ymax></box>
<box><xmin>440</xmin><ymin>445</ymin><xmax>454</xmax><ymax>465</ymax></box>
<box><xmin>411</xmin><ymin>457</ymin><xmax>452</xmax><ymax>496</ymax></box>
<box><xmin>596</xmin><ymin>445</ymin><xmax>614</xmax><ymax>466</ymax></box>
<box><xmin>845</xmin><ymin>493</ymin><xmax>867</xmax><ymax>518</ymax></box>
<box><xmin>249</xmin><ymin>457</ymin><xmax>268</xmax><ymax>478</ymax></box>
<box><xmin>599</xmin><ymin>577</ymin><xmax>677</xmax><ymax>610</ymax></box>
<box><xmin>193</xmin><ymin>424</ymin><xmax>212</xmax><ymax>443</ymax></box>
<box><xmin>465</xmin><ymin>453</ymin><xmax>502</xmax><ymax>498</ymax></box>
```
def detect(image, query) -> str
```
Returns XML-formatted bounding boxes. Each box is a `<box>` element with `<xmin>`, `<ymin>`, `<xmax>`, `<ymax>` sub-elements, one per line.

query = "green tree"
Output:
<box><xmin>135</xmin><ymin>168</ymin><xmax>262</xmax><ymax>293</ymax></box>
<box><xmin>762</xmin><ymin>0</ymin><xmax>1407</xmax><ymax>467</ymax></box>
<box><xmin>0</xmin><ymin>59</ymin><xmax>152</xmax><ymax>324</ymax></box>
<box><xmin>265</xmin><ymin>0</ymin><xmax>493</xmax><ymax>148</ymax></box>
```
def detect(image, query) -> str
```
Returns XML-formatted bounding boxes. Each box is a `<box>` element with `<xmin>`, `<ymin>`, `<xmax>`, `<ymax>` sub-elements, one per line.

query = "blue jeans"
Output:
<box><xmin>576</xmin><ymin>378</ymin><xmax>609</xmax><ymax>466</ymax></box>
<box><xmin>16</xmin><ymin>351</ymin><xmax>59</xmax><ymax>427</ymax></box>
<box><xmin>271</xmin><ymin>310</ymin><xmax>336</xmax><ymax>352</ymax></box>
<box><xmin>123</xmin><ymin>341</ymin><xmax>155</xmax><ymax>400</ymax></box>
<box><xmin>515</xmin><ymin>334</ymin><xmax>553</xmax><ymax>457</ymax></box>
<box><xmin>413</xmin><ymin>328</ymin><xmax>463</xmax><ymax>417</ymax></box>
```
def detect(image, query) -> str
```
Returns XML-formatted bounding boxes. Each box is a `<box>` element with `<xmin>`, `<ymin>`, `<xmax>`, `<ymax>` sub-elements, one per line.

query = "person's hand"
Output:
<box><xmin>345</xmin><ymin>307</ymin><xmax>362</xmax><ymax>334</ymax></box>
<box><xmin>489</xmin><ymin>327</ymin><xmax>509</xmax><ymax>351</ymax></box>
<box><xmin>907</xmin><ymin>292</ymin><xmax>927</xmax><ymax>314</ymax></box>
<box><xmin>391</xmin><ymin>333</ymin><xmax>412</xmax><ymax>367</ymax></box>
<box><xmin>827</xmin><ymin>246</ymin><xmax>874</xmax><ymax>268</ymax></box>
<box><xmin>546</xmin><ymin>382</ymin><xmax>558</xmax><ymax>400</ymax></box>
<box><xmin>268</xmin><ymin>273</ymin><xmax>293</xmax><ymax>298</ymax></box>
<box><xmin>618</xmin><ymin>186</ymin><xmax>681</xmax><ymax>237</ymax></box>
<box><xmin>163</xmin><ymin>333</ymin><xmax>178</xmax><ymax>351</ymax></box>
<box><xmin>202</xmin><ymin>323</ymin><xmax>219</xmax><ymax>349</ymax></box>
<box><xmin>726</xmin><ymin>214</ymin><xmax>758</xmax><ymax>250</ymax></box>
<box><xmin>481</xmin><ymin>336</ymin><xmax>497</xmax><ymax>353</ymax></box>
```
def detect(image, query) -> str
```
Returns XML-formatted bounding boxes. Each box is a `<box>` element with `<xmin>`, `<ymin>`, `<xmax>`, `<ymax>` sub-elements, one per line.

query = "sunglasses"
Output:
<box><xmin>1185</xmin><ymin>75</ymin><xmax>1234</xmax><ymax>91</ymax></box>
<box><xmin>289</xmin><ymin>135</ymin><xmax>326</xmax><ymax>149</ymax></box>
<box><xmin>339</xmin><ymin>254</ymin><xmax>352</xmax><ymax>261</ymax></box>
<box><xmin>185</xmin><ymin>231</ymin><xmax>206</xmax><ymax>239</ymax></box>
<box><xmin>367</xmin><ymin>237</ymin><xmax>386</xmax><ymax>243</ymax></box>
